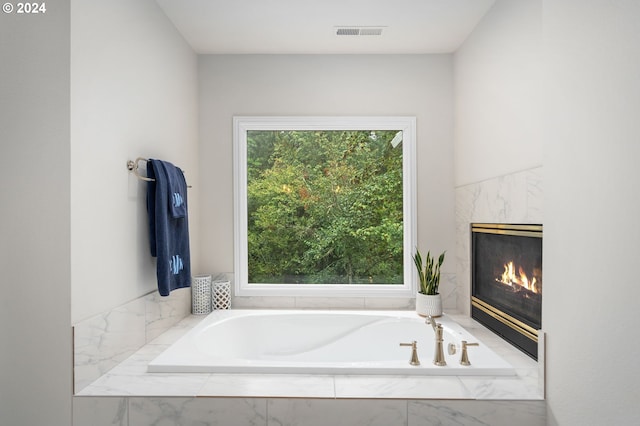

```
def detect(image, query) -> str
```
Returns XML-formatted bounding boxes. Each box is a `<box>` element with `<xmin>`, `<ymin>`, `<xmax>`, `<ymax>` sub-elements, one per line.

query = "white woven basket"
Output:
<box><xmin>191</xmin><ymin>275</ymin><xmax>212</xmax><ymax>315</ymax></box>
<box><xmin>212</xmin><ymin>280</ymin><xmax>231</xmax><ymax>310</ymax></box>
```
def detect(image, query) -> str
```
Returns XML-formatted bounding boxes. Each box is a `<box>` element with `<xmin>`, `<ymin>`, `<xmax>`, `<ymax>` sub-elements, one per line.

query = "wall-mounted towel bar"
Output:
<box><xmin>127</xmin><ymin>157</ymin><xmax>154</xmax><ymax>182</ymax></box>
<box><xmin>127</xmin><ymin>157</ymin><xmax>192</xmax><ymax>188</ymax></box>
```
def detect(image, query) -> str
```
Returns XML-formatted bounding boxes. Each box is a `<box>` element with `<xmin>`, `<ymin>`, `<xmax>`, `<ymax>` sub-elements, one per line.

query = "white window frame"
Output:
<box><xmin>233</xmin><ymin>116</ymin><xmax>417</xmax><ymax>298</ymax></box>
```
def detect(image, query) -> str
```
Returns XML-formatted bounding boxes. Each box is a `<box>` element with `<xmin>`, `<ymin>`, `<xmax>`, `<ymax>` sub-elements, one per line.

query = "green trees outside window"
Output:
<box><xmin>247</xmin><ymin>129</ymin><xmax>404</xmax><ymax>285</ymax></box>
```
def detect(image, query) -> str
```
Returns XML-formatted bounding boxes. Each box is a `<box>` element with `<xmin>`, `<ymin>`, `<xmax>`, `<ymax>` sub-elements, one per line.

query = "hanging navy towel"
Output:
<box><xmin>146</xmin><ymin>159</ymin><xmax>191</xmax><ymax>296</ymax></box>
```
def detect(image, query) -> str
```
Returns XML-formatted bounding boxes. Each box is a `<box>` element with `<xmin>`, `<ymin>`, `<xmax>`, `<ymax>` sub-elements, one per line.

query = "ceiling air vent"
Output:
<box><xmin>359</xmin><ymin>28</ymin><xmax>383</xmax><ymax>36</ymax></box>
<box><xmin>336</xmin><ymin>27</ymin><xmax>384</xmax><ymax>36</ymax></box>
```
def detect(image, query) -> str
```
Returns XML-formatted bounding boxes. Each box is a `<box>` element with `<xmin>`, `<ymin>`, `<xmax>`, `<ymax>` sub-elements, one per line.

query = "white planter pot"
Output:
<box><xmin>416</xmin><ymin>293</ymin><xmax>442</xmax><ymax>317</ymax></box>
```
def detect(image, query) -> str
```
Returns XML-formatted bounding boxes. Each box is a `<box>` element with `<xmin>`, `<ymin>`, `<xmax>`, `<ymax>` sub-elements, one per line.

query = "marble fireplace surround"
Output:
<box><xmin>72</xmin><ymin>167</ymin><xmax>545</xmax><ymax>425</ymax></box>
<box><xmin>456</xmin><ymin>167</ymin><xmax>543</xmax><ymax>315</ymax></box>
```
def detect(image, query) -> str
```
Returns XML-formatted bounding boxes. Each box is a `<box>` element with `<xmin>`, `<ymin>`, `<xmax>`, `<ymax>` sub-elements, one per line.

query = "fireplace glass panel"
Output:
<box><xmin>471</xmin><ymin>224</ymin><xmax>542</xmax><ymax>359</ymax></box>
<box><xmin>473</xmin><ymin>230</ymin><xmax>542</xmax><ymax>327</ymax></box>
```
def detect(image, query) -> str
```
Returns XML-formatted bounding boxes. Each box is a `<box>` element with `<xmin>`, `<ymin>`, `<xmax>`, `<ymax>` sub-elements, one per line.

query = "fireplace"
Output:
<box><xmin>471</xmin><ymin>223</ymin><xmax>542</xmax><ymax>360</ymax></box>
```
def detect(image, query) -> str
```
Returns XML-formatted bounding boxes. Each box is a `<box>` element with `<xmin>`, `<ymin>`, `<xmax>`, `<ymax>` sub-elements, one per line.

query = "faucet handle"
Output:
<box><xmin>460</xmin><ymin>341</ymin><xmax>479</xmax><ymax>366</ymax></box>
<box><xmin>399</xmin><ymin>341</ymin><xmax>421</xmax><ymax>366</ymax></box>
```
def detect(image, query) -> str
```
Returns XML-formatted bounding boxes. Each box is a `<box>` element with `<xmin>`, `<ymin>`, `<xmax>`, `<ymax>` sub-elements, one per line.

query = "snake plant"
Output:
<box><xmin>413</xmin><ymin>248</ymin><xmax>446</xmax><ymax>295</ymax></box>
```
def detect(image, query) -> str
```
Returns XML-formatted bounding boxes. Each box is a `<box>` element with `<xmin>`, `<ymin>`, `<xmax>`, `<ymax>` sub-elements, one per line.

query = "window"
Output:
<box><xmin>234</xmin><ymin>116</ymin><xmax>416</xmax><ymax>297</ymax></box>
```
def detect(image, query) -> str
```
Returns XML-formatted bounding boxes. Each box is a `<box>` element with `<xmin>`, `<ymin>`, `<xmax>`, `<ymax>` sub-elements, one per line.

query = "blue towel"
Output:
<box><xmin>146</xmin><ymin>159</ymin><xmax>191</xmax><ymax>296</ymax></box>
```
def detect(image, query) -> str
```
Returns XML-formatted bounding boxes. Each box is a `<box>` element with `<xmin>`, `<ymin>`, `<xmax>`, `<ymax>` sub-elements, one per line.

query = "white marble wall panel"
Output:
<box><xmin>78</xmin><ymin>369</ymin><xmax>211</xmax><ymax>397</ymax></box>
<box><xmin>267</xmin><ymin>399</ymin><xmax>407</xmax><ymax>426</ymax></box>
<box><xmin>408</xmin><ymin>400</ymin><xmax>546</xmax><ymax>426</ymax></box>
<box><xmin>537</xmin><ymin>330</ymin><xmax>546</xmax><ymax>397</ymax></box>
<box><xmin>73</xmin><ymin>397</ymin><xmax>127</xmax><ymax>426</ymax></box>
<box><xmin>74</xmin><ymin>298</ymin><xmax>146</xmax><ymax>392</ymax></box>
<box><xmin>334</xmin><ymin>375</ymin><xmax>470</xmax><ymax>399</ymax></box>
<box><xmin>72</xmin><ymin>396</ymin><xmax>546</xmax><ymax>425</ymax></box>
<box><xmin>234</xmin><ymin>295</ymin><xmax>444</xmax><ymax>310</ymax></box>
<box><xmin>149</xmin><ymin>315</ymin><xmax>205</xmax><ymax>345</ymax></box>
<box><xmin>293</xmin><ymin>297</ymin><xmax>366</xmax><ymax>309</ymax></box>
<box><xmin>288</xmin><ymin>296</ymin><xmax>423</xmax><ymax>310</ymax></box>
<box><xmin>439</xmin><ymin>272</ymin><xmax>457</xmax><ymax>311</ymax></box>
<box><xmin>74</xmin><ymin>289</ymin><xmax>191</xmax><ymax>393</ymax></box>
<box><xmin>459</xmin><ymin>375</ymin><xmax>541</xmax><ymax>400</ymax></box>
<box><xmin>232</xmin><ymin>296</ymin><xmax>297</xmax><ymax>309</ymax></box>
<box><xmin>525</xmin><ymin>167</ymin><xmax>543</xmax><ymax>223</ymax></box>
<box><xmin>129</xmin><ymin>397</ymin><xmax>267</xmax><ymax>426</ymax></box>
<box><xmin>199</xmin><ymin>374</ymin><xmax>335</xmax><ymax>398</ymax></box>
<box><xmin>364</xmin><ymin>296</ymin><xmax>414</xmax><ymax>310</ymax></box>
<box><xmin>455</xmin><ymin>167</ymin><xmax>543</xmax><ymax>313</ymax></box>
<box><xmin>145</xmin><ymin>287</ymin><xmax>190</xmax><ymax>341</ymax></box>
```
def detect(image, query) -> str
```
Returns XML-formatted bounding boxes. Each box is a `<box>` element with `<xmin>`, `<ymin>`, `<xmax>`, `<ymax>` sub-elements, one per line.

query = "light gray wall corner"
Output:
<box><xmin>0</xmin><ymin>1</ymin><xmax>73</xmax><ymax>425</ymax></box>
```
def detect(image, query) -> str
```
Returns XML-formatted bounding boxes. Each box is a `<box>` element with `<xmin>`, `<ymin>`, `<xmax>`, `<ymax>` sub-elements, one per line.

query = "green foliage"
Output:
<box><xmin>246</xmin><ymin>130</ymin><xmax>404</xmax><ymax>284</ymax></box>
<box><xmin>413</xmin><ymin>248</ymin><xmax>445</xmax><ymax>295</ymax></box>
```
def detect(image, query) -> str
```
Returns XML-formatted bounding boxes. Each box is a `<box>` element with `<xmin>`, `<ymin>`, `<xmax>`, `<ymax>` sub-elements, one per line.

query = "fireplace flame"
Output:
<box><xmin>497</xmin><ymin>261</ymin><xmax>539</xmax><ymax>294</ymax></box>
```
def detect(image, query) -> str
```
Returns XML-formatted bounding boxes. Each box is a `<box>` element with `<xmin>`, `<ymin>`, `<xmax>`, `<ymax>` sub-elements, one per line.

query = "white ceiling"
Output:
<box><xmin>155</xmin><ymin>0</ymin><xmax>495</xmax><ymax>54</ymax></box>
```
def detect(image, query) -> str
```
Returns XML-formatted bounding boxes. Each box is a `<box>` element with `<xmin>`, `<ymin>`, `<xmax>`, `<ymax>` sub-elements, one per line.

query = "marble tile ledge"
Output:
<box><xmin>76</xmin><ymin>311</ymin><xmax>544</xmax><ymax>401</ymax></box>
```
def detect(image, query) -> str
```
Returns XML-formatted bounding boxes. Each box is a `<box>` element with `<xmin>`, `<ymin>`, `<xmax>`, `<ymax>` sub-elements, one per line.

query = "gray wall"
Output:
<box><xmin>454</xmin><ymin>0</ymin><xmax>542</xmax><ymax>186</ymax></box>
<box><xmin>198</xmin><ymin>55</ymin><xmax>456</xmax><ymax>280</ymax></box>
<box><xmin>455</xmin><ymin>1</ymin><xmax>640</xmax><ymax>422</ymax></box>
<box><xmin>0</xmin><ymin>2</ymin><xmax>72</xmax><ymax>425</ymax></box>
<box><xmin>70</xmin><ymin>0</ymin><xmax>199</xmax><ymax>324</ymax></box>
<box><xmin>543</xmin><ymin>0</ymin><xmax>640</xmax><ymax>423</ymax></box>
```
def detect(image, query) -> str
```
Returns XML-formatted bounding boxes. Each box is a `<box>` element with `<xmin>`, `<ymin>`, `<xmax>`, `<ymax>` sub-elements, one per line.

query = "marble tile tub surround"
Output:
<box><xmin>78</xmin><ymin>313</ymin><xmax>542</xmax><ymax>399</ymax></box>
<box><xmin>73</xmin><ymin>287</ymin><xmax>191</xmax><ymax>393</ymax></box>
<box><xmin>75</xmin><ymin>397</ymin><xmax>546</xmax><ymax>426</ymax></box>
<box><xmin>455</xmin><ymin>166</ymin><xmax>543</xmax><ymax>314</ymax></box>
<box><xmin>75</xmin><ymin>312</ymin><xmax>544</xmax><ymax>425</ymax></box>
<box><xmin>73</xmin><ymin>397</ymin><xmax>546</xmax><ymax>426</ymax></box>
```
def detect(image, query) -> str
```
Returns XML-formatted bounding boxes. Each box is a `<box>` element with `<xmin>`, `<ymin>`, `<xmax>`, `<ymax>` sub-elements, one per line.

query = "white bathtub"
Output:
<box><xmin>148</xmin><ymin>310</ymin><xmax>515</xmax><ymax>376</ymax></box>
